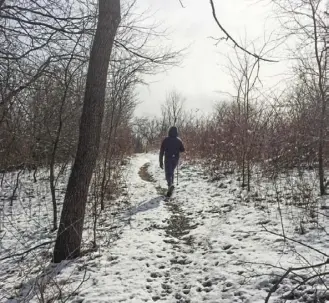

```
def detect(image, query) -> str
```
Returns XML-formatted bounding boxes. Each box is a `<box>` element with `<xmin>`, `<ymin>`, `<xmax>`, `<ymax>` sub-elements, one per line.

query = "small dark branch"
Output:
<box><xmin>178</xmin><ymin>0</ymin><xmax>185</xmax><ymax>8</ymax></box>
<box><xmin>0</xmin><ymin>240</ymin><xmax>55</xmax><ymax>261</ymax></box>
<box><xmin>241</xmin><ymin>259</ymin><xmax>329</xmax><ymax>272</ymax></box>
<box><xmin>52</xmin><ymin>266</ymin><xmax>89</xmax><ymax>303</ymax></box>
<box><xmin>265</xmin><ymin>268</ymin><xmax>291</xmax><ymax>303</ymax></box>
<box><xmin>1</xmin><ymin>57</ymin><xmax>51</xmax><ymax>106</ymax></box>
<box><xmin>287</xmin><ymin>260</ymin><xmax>329</xmax><ymax>271</ymax></box>
<box><xmin>65</xmin><ymin>268</ymin><xmax>89</xmax><ymax>302</ymax></box>
<box><xmin>0</xmin><ymin>173</ymin><xmax>5</xmax><ymax>187</ymax></box>
<box><xmin>264</xmin><ymin>259</ymin><xmax>329</xmax><ymax>302</ymax></box>
<box><xmin>287</xmin><ymin>271</ymin><xmax>329</xmax><ymax>298</ymax></box>
<box><xmin>33</xmin><ymin>167</ymin><xmax>37</xmax><ymax>183</ymax></box>
<box><xmin>3</xmin><ymin>5</ymin><xmax>91</xmax><ymax>22</ymax></box>
<box><xmin>0</xmin><ymin>15</ymin><xmax>86</xmax><ymax>35</ymax></box>
<box><xmin>262</xmin><ymin>226</ymin><xmax>329</xmax><ymax>258</ymax></box>
<box><xmin>209</xmin><ymin>0</ymin><xmax>277</xmax><ymax>62</ymax></box>
<box><xmin>10</xmin><ymin>170</ymin><xmax>22</xmax><ymax>207</ymax></box>
<box><xmin>114</xmin><ymin>39</ymin><xmax>180</xmax><ymax>66</ymax></box>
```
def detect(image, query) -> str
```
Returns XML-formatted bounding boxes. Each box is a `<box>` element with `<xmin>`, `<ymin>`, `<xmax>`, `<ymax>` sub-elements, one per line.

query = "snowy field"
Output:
<box><xmin>1</xmin><ymin>153</ymin><xmax>329</xmax><ymax>302</ymax></box>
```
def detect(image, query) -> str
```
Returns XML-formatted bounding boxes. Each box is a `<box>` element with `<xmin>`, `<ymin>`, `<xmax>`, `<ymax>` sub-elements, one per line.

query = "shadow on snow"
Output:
<box><xmin>128</xmin><ymin>196</ymin><xmax>163</xmax><ymax>216</ymax></box>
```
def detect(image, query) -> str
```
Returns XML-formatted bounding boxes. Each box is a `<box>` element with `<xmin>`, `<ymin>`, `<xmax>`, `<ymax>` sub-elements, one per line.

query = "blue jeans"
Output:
<box><xmin>165</xmin><ymin>157</ymin><xmax>178</xmax><ymax>187</ymax></box>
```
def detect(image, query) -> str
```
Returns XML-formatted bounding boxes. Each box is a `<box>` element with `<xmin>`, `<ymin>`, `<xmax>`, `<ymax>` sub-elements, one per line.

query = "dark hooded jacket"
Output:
<box><xmin>159</xmin><ymin>126</ymin><xmax>185</xmax><ymax>165</ymax></box>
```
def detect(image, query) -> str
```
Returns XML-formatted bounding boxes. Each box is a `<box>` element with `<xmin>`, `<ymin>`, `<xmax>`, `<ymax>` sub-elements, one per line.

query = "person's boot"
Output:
<box><xmin>166</xmin><ymin>184</ymin><xmax>175</xmax><ymax>197</ymax></box>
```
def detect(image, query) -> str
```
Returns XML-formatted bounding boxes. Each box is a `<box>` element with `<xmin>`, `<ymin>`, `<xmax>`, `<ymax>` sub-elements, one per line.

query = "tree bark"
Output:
<box><xmin>53</xmin><ymin>0</ymin><xmax>121</xmax><ymax>263</ymax></box>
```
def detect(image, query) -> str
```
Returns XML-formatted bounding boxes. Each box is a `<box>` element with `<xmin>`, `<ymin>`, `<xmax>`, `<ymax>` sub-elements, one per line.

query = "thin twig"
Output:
<box><xmin>264</xmin><ymin>259</ymin><xmax>329</xmax><ymax>302</ymax></box>
<box><xmin>209</xmin><ymin>0</ymin><xmax>277</xmax><ymax>63</ymax></box>
<box><xmin>265</xmin><ymin>268</ymin><xmax>291</xmax><ymax>303</ymax></box>
<box><xmin>178</xmin><ymin>0</ymin><xmax>185</xmax><ymax>8</ymax></box>
<box><xmin>9</xmin><ymin>170</ymin><xmax>22</xmax><ymax>207</ymax></box>
<box><xmin>0</xmin><ymin>240</ymin><xmax>54</xmax><ymax>261</ymax></box>
<box><xmin>262</xmin><ymin>226</ymin><xmax>329</xmax><ymax>258</ymax></box>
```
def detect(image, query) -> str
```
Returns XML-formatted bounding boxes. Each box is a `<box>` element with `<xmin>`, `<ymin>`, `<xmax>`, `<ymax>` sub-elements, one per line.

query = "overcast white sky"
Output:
<box><xmin>133</xmin><ymin>0</ymin><xmax>292</xmax><ymax>117</ymax></box>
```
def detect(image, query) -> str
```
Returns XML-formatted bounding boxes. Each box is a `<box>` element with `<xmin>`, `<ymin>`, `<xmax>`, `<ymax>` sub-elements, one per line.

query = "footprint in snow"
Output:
<box><xmin>170</xmin><ymin>256</ymin><xmax>192</xmax><ymax>265</ymax></box>
<box><xmin>152</xmin><ymin>295</ymin><xmax>161</xmax><ymax>301</ymax></box>
<box><xmin>150</xmin><ymin>272</ymin><xmax>162</xmax><ymax>278</ymax></box>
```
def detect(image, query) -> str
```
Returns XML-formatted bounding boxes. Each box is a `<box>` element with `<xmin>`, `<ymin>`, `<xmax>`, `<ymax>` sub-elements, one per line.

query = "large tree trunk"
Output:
<box><xmin>53</xmin><ymin>0</ymin><xmax>121</xmax><ymax>263</ymax></box>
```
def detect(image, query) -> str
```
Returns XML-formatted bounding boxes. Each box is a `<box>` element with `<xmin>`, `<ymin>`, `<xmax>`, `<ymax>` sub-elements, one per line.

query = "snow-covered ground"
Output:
<box><xmin>1</xmin><ymin>153</ymin><xmax>329</xmax><ymax>302</ymax></box>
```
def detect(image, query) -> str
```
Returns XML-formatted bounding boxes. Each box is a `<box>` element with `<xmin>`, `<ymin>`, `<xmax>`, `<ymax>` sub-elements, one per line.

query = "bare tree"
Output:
<box><xmin>0</xmin><ymin>0</ymin><xmax>94</xmax><ymax>172</ymax></box>
<box><xmin>95</xmin><ymin>0</ymin><xmax>183</xmax><ymax>211</ymax></box>
<box><xmin>161</xmin><ymin>90</ymin><xmax>186</xmax><ymax>132</ymax></box>
<box><xmin>134</xmin><ymin>116</ymin><xmax>161</xmax><ymax>151</ymax></box>
<box><xmin>98</xmin><ymin>57</ymin><xmax>137</xmax><ymax>211</ymax></box>
<box><xmin>53</xmin><ymin>0</ymin><xmax>121</xmax><ymax>263</ymax></box>
<box><xmin>272</xmin><ymin>0</ymin><xmax>328</xmax><ymax>194</ymax></box>
<box><xmin>0</xmin><ymin>0</ymin><xmax>94</xmax><ymax>107</ymax></box>
<box><xmin>48</xmin><ymin>51</ymin><xmax>86</xmax><ymax>231</ymax></box>
<box><xmin>226</xmin><ymin>47</ymin><xmax>263</xmax><ymax>190</ymax></box>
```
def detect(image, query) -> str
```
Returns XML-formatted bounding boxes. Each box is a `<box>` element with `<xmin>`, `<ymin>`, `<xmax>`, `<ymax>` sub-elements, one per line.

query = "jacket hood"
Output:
<box><xmin>168</xmin><ymin>126</ymin><xmax>178</xmax><ymax>137</ymax></box>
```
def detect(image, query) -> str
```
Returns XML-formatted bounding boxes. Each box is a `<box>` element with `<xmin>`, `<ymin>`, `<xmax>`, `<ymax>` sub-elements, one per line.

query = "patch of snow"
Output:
<box><xmin>1</xmin><ymin>153</ymin><xmax>329</xmax><ymax>303</ymax></box>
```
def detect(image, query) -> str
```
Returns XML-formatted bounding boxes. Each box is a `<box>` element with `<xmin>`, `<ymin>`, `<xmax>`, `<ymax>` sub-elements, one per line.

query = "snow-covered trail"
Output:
<box><xmin>1</xmin><ymin>153</ymin><xmax>329</xmax><ymax>303</ymax></box>
<box><xmin>61</xmin><ymin>153</ymin><xmax>329</xmax><ymax>303</ymax></box>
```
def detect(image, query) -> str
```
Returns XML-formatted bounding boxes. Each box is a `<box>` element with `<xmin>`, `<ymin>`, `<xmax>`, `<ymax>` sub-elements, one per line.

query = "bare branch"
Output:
<box><xmin>0</xmin><ymin>240</ymin><xmax>54</xmax><ymax>261</ymax></box>
<box><xmin>262</xmin><ymin>226</ymin><xmax>329</xmax><ymax>258</ymax></box>
<box><xmin>178</xmin><ymin>0</ymin><xmax>185</xmax><ymax>8</ymax></box>
<box><xmin>265</xmin><ymin>268</ymin><xmax>291</xmax><ymax>303</ymax></box>
<box><xmin>0</xmin><ymin>57</ymin><xmax>52</xmax><ymax>106</ymax></box>
<box><xmin>209</xmin><ymin>0</ymin><xmax>277</xmax><ymax>62</ymax></box>
<box><xmin>264</xmin><ymin>259</ymin><xmax>329</xmax><ymax>303</ymax></box>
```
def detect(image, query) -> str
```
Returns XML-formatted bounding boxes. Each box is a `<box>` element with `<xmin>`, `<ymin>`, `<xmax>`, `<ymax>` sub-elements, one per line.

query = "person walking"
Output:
<box><xmin>159</xmin><ymin>126</ymin><xmax>185</xmax><ymax>197</ymax></box>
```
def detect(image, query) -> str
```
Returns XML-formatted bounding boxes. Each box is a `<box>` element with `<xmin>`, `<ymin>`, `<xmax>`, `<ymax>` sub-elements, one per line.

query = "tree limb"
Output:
<box><xmin>262</xmin><ymin>226</ymin><xmax>329</xmax><ymax>258</ymax></box>
<box><xmin>0</xmin><ymin>57</ymin><xmax>52</xmax><ymax>106</ymax></box>
<box><xmin>209</xmin><ymin>0</ymin><xmax>277</xmax><ymax>62</ymax></box>
<box><xmin>264</xmin><ymin>259</ymin><xmax>329</xmax><ymax>303</ymax></box>
<box><xmin>0</xmin><ymin>240</ymin><xmax>54</xmax><ymax>261</ymax></box>
<box><xmin>265</xmin><ymin>268</ymin><xmax>291</xmax><ymax>303</ymax></box>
